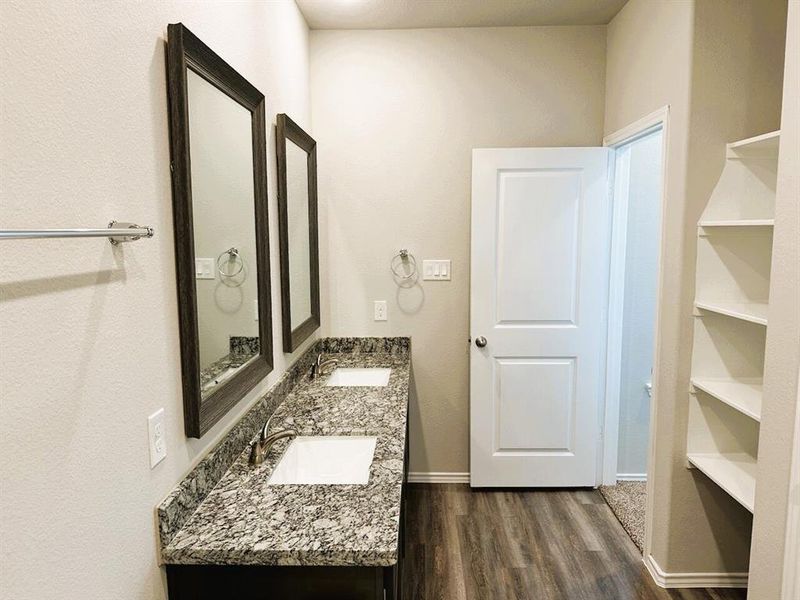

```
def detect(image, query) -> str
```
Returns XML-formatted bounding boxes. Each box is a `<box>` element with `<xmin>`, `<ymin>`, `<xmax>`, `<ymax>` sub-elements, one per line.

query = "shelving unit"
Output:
<box><xmin>726</xmin><ymin>130</ymin><xmax>780</xmax><ymax>158</ymax></box>
<box><xmin>686</xmin><ymin>129</ymin><xmax>780</xmax><ymax>522</ymax></box>
<box><xmin>694</xmin><ymin>301</ymin><xmax>768</xmax><ymax>326</ymax></box>
<box><xmin>700</xmin><ymin>131</ymin><xmax>779</xmax><ymax>223</ymax></box>
<box><xmin>690</xmin><ymin>377</ymin><xmax>762</xmax><ymax>421</ymax></box>
<box><xmin>698</xmin><ymin>219</ymin><xmax>774</xmax><ymax>228</ymax></box>
<box><xmin>686</xmin><ymin>453</ymin><xmax>757</xmax><ymax>512</ymax></box>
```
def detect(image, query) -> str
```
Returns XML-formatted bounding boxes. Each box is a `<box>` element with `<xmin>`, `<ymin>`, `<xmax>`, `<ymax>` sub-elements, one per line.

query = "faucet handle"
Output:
<box><xmin>259</xmin><ymin>414</ymin><xmax>274</xmax><ymax>442</ymax></box>
<box><xmin>249</xmin><ymin>440</ymin><xmax>262</xmax><ymax>465</ymax></box>
<box><xmin>309</xmin><ymin>353</ymin><xmax>325</xmax><ymax>379</ymax></box>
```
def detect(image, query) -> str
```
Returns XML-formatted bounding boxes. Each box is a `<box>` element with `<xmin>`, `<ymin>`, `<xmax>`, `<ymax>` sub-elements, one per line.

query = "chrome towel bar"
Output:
<box><xmin>0</xmin><ymin>221</ymin><xmax>154</xmax><ymax>244</ymax></box>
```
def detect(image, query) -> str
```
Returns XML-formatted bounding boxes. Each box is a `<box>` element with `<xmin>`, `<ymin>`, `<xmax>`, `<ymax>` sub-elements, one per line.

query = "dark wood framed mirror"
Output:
<box><xmin>166</xmin><ymin>23</ymin><xmax>273</xmax><ymax>438</ymax></box>
<box><xmin>275</xmin><ymin>114</ymin><xmax>320</xmax><ymax>353</ymax></box>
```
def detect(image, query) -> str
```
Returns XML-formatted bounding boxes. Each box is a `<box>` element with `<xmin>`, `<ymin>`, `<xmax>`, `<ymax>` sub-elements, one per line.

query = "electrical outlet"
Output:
<box><xmin>148</xmin><ymin>408</ymin><xmax>167</xmax><ymax>468</ymax></box>
<box><xmin>195</xmin><ymin>258</ymin><xmax>214</xmax><ymax>280</ymax></box>
<box><xmin>374</xmin><ymin>300</ymin><xmax>387</xmax><ymax>321</ymax></box>
<box><xmin>422</xmin><ymin>259</ymin><xmax>451</xmax><ymax>280</ymax></box>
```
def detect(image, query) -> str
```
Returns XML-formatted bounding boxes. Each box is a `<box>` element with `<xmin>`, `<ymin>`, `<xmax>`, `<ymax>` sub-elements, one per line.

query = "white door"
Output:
<box><xmin>470</xmin><ymin>147</ymin><xmax>611</xmax><ymax>487</ymax></box>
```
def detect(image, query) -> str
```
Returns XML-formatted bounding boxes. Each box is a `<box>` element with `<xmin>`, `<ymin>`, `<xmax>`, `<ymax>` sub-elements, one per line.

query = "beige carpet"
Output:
<box><xmin>598</xmin><ymin>481</ymin><xmax>646</xmax><ymax>552</ymax></box>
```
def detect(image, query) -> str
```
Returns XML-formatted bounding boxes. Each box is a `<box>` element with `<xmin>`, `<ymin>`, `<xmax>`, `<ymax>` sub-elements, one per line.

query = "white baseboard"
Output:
<box><xmin>644</xmin><ymin>553</ymin><xmax>748</xmax><ymax>588</ymax></box>
<box><xmin>407</xmin><ymin>472</ymin><xmax>470</xmax><ymax>484</ymax></box>
<box><xmin>617</xmin><ymin>473</ymin><xmax>647</xmax><ymax>482</ymax></box>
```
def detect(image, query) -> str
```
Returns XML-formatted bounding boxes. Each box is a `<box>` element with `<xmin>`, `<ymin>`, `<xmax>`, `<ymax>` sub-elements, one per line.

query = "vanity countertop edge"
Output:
<box><xmin>158</xmin><ymin>337</ymin><xmax>411</xmax><ymax>568</ymax></box>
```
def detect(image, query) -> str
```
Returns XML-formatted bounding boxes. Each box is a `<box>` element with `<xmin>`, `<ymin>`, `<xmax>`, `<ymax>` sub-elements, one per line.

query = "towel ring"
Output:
<box><xmin>390</xmin><ymin>248</ymin><xmax>418</xmax><ymax>281</ymax></box>
<box><xmin>217</xmin><ymin>247</ymin><xmax>244</xmax><ymax>278</ymax></box>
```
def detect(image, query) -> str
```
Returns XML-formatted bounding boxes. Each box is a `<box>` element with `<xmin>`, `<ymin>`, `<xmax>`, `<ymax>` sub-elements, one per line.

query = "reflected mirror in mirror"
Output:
<box><xmin>286</xmin><ymin>140</ymin><xmax>311</xmax><ymax>330</ymax></box>
<box><xmin>276</xmin><ymin>113</ymin><xmax>320</xmax><ymax>352</ymax></box>
<box><xmin>167</xmin><ymin>23</ymin><xmax>273</xmax><ymax>438</ymax></box>
<box><xmin>187</xmin><ymin>69</ymin><xmax>260</xmax><ymax>397</ymax></box>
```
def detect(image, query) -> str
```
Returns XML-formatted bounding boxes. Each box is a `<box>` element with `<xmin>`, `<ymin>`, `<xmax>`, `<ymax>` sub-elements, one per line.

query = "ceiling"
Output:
<box><xmin>295</xmin><ymin>0</ymin><xmax>628</xmax><ymax>30</ymax></box>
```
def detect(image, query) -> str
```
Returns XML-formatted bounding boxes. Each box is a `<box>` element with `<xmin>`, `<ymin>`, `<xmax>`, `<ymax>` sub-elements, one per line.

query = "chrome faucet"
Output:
<box><xmin>249</xmin><ymin>414</ymin><xmax>298</xmax><ymax>466</ymax></box>
<box><xmin>309</xmin><ymin>353</ymin><xmax>339</xmax><ymax>380</ymax></box>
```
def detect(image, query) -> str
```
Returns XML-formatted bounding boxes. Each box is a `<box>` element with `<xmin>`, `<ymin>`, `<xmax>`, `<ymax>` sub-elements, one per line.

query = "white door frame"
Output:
<box><xmin>600</xmin><ymin>106</ymin><xmax>670</xmax><ymax>561</ymax></box>
<box><xmin>599</xmin><ymin>107</ymin><xmax>670</xmax><ymax>494</ymax></box>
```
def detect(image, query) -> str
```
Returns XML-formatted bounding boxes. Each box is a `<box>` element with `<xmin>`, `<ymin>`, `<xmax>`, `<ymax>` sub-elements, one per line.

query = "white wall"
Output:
<box><xmin>617</xmin><ymin>130</ymin><xmax>662</xmax><ymax>477</ymax></box>
<box><xmin>0</xmin><ymin>2</ymin><xmax>320</xmax><ymax>599</ymax></box>
<box><xmin>310</xmin><ymin>25</ymin><xmax>607</xmax><ymax>473</ymax></box>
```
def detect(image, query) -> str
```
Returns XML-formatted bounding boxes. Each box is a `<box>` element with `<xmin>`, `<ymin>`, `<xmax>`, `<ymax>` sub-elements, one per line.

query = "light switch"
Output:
<box><xmin>195</xmin><ymin>258</ymin><xmax>214</xmax><ymax>280</ymax></box>
<box><xmin>254</xmin><ymin>299</ymin><xmax>259</xmax><ymax>321</ymax></box>
<box><xmin>422</xmin><ymin>260</ymin><xmax>451</xmax><ymax>281</ymax></box>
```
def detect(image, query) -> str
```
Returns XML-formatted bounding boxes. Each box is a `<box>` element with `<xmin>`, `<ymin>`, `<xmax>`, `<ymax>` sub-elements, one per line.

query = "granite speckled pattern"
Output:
<box><xmin>319</xmin><ymin>336</ymin><xmax>410</xmax><ymax>355</ymax></box>
<box><xmin>158</xmin><ymin>337</ymin><xmax>411</xmax><ymax>568</ymax></box>
<box><xmin>158</xmin><ymin>342</ymin><xmax>322</xmax><ymax>550</ymax></box>
<box><xmin>199</xmin><ymin>353</ymin><xmax>255</xmax><ymax>392</ymax></box>
<box><xmin>229</xmin><ymin>335</ymin><xmax>260</xmax><ymax>357</ymax></box>
<box><xmin>199</xmin><ymin>336</ymin><xmax>260</xmax><ymax>393</ymax></box>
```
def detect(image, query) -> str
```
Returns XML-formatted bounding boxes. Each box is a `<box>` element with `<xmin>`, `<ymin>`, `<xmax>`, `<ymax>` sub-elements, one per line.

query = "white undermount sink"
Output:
<box><xmin>266</xmin><ymin>436</ymin><xmax>378</xmax><ymax>485</ymax></box>
<box><xmin>325</xmin><ymin>368</ymin><xmax>391</xmax><ymax>387</ymax></box>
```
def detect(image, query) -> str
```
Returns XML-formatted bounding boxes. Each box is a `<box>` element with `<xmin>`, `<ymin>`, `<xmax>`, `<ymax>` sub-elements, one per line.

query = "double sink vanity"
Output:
<box><xmin>159</xmin><ymin>23</ymin><xmax>410</xmax><ymax>599</ymax></box>
<box><xmin>158</xmin><ymin>338</ymin><xmax>411</xmax><ymax>599</ymax></box>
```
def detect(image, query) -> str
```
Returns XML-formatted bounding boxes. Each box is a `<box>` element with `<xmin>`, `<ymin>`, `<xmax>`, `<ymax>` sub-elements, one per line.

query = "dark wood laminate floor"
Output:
<box><xmin>402</xmin><ymin>484</ymin><xmax>747</xmax><ymax>600</ymax></box>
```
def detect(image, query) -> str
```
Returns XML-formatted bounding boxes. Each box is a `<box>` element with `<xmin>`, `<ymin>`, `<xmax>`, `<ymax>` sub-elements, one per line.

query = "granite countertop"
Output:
<box><xmin>161</xmin><ymin>348</ymin><xmax>410</xmax><ymax>567</ymax></box>
<box><xmin>199</xmin><ymin>336</ymin><xmax>260</xmax><ymax>394</ymax></box>
<box><xmin>199</xmin><ymin>353</ymin><xmax>254</xmax><ymax>392</ymax></box>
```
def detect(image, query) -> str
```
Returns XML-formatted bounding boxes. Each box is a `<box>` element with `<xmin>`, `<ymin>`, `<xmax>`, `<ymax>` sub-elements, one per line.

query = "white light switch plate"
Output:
<box><xmin>374</xmin><ymin>300</ymin><xmax>387</xmax><ymax>321</ymax></box>
<box><xmin>148</xmin><ymin>408</ymin><xmax>167</xmax><ymax>468</ymax></box>
<box><xmin>195</xmin><ymin>258</ymin><xmax>214</xmax><ymax>280</ymax></box>
<box><xmin>422</xmin><ymin>259</ymin><xmax>451</xmax><ymax>280</ymax></box>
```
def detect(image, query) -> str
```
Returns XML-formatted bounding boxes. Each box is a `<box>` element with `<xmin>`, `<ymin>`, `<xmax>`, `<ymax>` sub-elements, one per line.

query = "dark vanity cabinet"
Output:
<box><xmin>166</xmin><ymin>564</ymin><xmax>402</xmax><ymax>600</ymax></box>
<box><xmin>166</xmin><ymin>421</ymin><xmax>410</xmax><ymax>600</ymax></box>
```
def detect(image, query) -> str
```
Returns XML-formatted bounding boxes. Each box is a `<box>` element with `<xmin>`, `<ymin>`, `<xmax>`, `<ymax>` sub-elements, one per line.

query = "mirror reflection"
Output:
<box><xmin>286</xmin><ymin>140</ymin><xmax>311</xmax><ymax>330</ymax></box>
<box><xmin>186</xmin><ymin>69</ymin><xmax>260</xmax><ymax>397</ymax></box>
<box><xmin>167</xmin><ymin>22</ymin><xmax>272</xmax><ymax>438</ymax></box>
<box><xmin>276</xmin><ymin>113</ymin><xmax>320</xmax><ymax>352</ymax></box>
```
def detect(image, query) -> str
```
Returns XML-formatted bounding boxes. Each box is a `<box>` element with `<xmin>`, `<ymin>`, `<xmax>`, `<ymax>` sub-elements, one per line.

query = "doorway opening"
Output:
<box><xmin>468</xmin><ymin>108</ymin><xmax>669</xmax><ymax>548</ymax></box>
<box><xmin>599</xmin><ymin>113</ymin><xmax>667</xmax><ymax>553</ymax></box>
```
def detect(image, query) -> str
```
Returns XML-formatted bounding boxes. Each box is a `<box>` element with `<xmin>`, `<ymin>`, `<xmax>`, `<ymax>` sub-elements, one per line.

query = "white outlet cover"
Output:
<box><xmin>374</xmin><ymin>300</ymin><xmax>387</xmax><ymax>321</ymax></box>
<box><xmin>148</xmin><ymin>408</ymin><xmax>167</xmax><ymax>468</ymax></box>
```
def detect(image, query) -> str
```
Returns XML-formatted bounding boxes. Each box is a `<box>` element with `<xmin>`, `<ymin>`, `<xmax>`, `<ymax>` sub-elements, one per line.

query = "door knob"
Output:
<box><xmin>475</xmin><ymin>336</ymin><xmax>487</xmax><ymax>348</ymax></box>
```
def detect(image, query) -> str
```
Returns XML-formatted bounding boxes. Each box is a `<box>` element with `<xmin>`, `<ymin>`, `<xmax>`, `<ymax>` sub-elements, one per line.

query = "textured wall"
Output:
<box><xmin>310</xmin><ymin>25</ymin><xmax>607</xmax><ymax>474</ymax></box>
<box><xmin>605</xmin><ymin>0</ymin><xmax>787</xmax><ymax>577</ymax></box>
<box><xmin>749</xmin><ymin>1</ymin><xmax>800</xmax><ymax>595</ymax></box>
<box><xmin>0</xmin><ymin>2</ymin><xmax>319</xmax><ymax>598</ymax></box>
